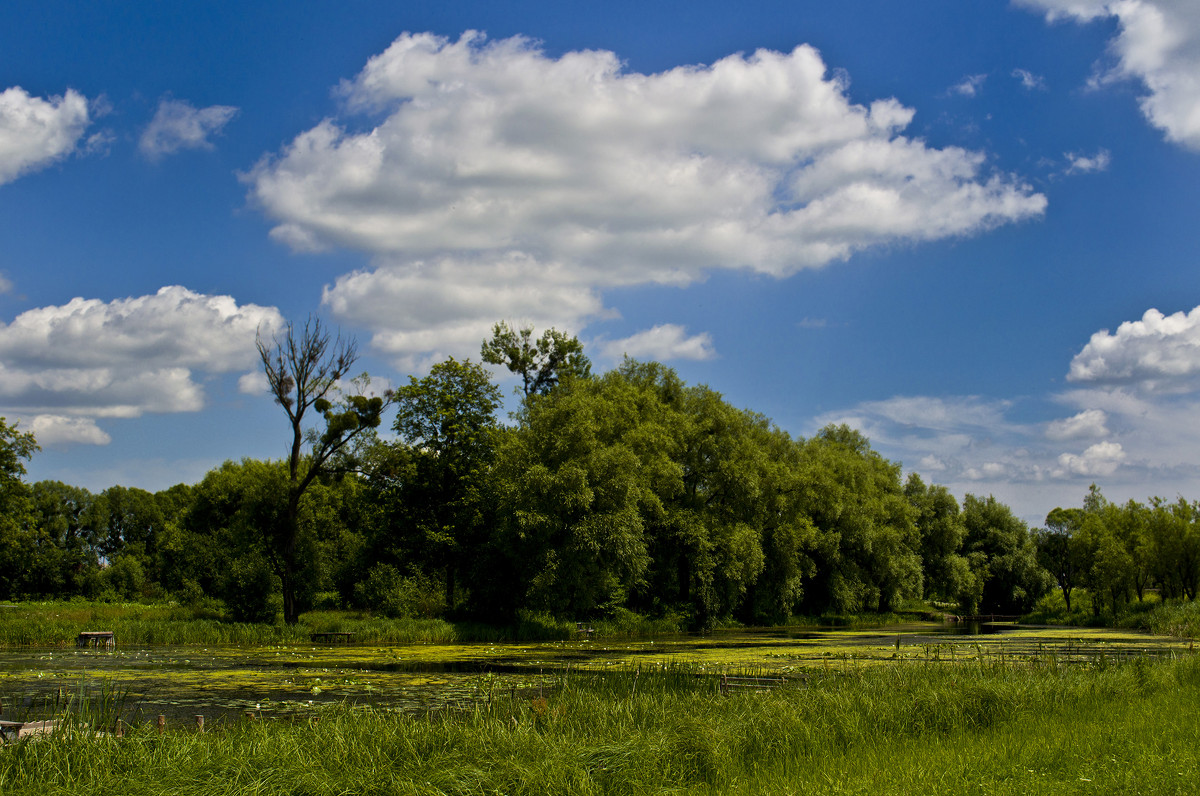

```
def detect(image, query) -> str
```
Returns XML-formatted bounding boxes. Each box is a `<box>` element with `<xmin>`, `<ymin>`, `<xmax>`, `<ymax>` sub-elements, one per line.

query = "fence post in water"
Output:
<box><xmin>194</xmin><ymin>714</ymin><xmax>204</xmax><ymax>734</ymax></box>
<box><xmin>157</xmin><ymin>714</ymin><xmax>165</xmax><ymax>735</ymax></box>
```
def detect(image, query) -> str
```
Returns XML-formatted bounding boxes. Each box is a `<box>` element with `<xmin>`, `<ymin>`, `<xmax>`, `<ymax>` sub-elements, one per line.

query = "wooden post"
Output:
<box><xmin>115</xmin><ymin>719</ymin><xmax>124</xmax><ymax>738</ymax></box>
<box><xmin>194</xmin><ymin>714</ymin><xmax>204</xmax><ymax>733</ymax></box>
<box><xmin>157</xmin><ymin>714</ymin><xmax>165</xmax><ymax>735</ymax></box>
<box><xmin>244</xmin><ymin>711</ymin><xmax>256</xmax><ymax>721</ymax></box>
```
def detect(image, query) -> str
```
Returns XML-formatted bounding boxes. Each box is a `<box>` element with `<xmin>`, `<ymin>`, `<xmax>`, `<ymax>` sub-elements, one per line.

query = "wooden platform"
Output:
<box><xmin>719</xmin><ymin>674</ymin><xmax>788</xmax><ymax>695</ymax></box>
<box><xmin>310</xmin><ymin>631</ymin><xmax>354</xmax><ymax>643</ymax></box>
<box><xmin>0</xmin><ymin>720</ymin><xmax>57</xmax><ymax>743</ymax></box>
<box><xmin>77</xmin><ymin>631</ymin><xmax>115</xmax><ymax>648</ymax></box>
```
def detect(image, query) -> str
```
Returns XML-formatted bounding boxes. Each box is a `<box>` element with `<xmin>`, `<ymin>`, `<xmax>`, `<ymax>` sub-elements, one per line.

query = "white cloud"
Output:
<box><xmin>1064</xmin><ymin>148</ymin><xmax>1112</xmax><ymax>173</ymax></box>
<box><xmin>598</xmin><ymin>324</ymin><xmax>716</xmax><ymax>362</ymax></box>
<box><xmin>140</xmin><ymin>98</ymin><xmax>238</xmax><ymax>160</ymax></box>
<box><xmin>250</xmin><ymin>32</ymin><xmax>1045</xmax><ymax>361</ymax></box>
<box><xmin>1020</xmin><ymin>0</ymin><xmax>1200</xmax><ymax>150</ymax></box>
<box><xmin>1068</xmin><ymin>305</ymin><xmax>1200</xmax><ymax>388</ymax></box>
<box><xmin>321</xmin><ymin>253</ymin><xmax>609</xmax><ymax>369</ymax></box>
<box><xmin>1045</xmin><ymin>408</ymin><xmax>1110</xmax><ymax>440</ymax></box>
<box><xmin>0</xmin><ymin>286</ymin><xmax>283</xmax><ymax>424</ymax></box>
<box><xmin>0</xmin><ymin>86</ymin><xmax>91</xmax><ymax>185</ymax></box>
<box><xmin>237</xmin><ymin>371</ymin><xmax>269</xmax><ymax>395</ymax></box>
<box><xmin>1055</xmin><ymin>440</ymin><xmax>1126</xmax><ymax>476</ymax></box>
<box><xmin>1012</xmin><ymin>68</ymin><xmax>1048</xmax><ymax>90</ymax></box>
<box><xmin>0</xmin><ymin>274</ymin><xmax>11</xmax><ymax>294</ymax></box>
<box><xmin>950</xmin><ymin>74</ymin><xmax>988</xmax><ymax>97</ymax></box>
<box><xmin>27</xmin><ymin>415</ymin><xmax>111</xmax><ymax>446</ymax></box>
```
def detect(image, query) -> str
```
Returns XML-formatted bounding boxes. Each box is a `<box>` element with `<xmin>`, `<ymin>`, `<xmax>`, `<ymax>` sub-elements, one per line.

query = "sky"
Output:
<box><xmin>2</xmin><ymin>0</ymin><xmax>1199</xmax><ymax>525</ymax></box>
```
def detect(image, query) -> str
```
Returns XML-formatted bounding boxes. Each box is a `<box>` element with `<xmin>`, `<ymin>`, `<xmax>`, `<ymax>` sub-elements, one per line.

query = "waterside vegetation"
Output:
<box><xmin>3</xmin><ymin>654</ymin><xmax>1198</xmax><ymax>794</ymax></box>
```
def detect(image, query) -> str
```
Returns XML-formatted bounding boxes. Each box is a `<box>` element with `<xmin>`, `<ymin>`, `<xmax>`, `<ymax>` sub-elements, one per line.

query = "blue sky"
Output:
<box><xmin>3</xmin><ymin>0</ymin><xmax>1199</xmax><ymax>524</ymax></box>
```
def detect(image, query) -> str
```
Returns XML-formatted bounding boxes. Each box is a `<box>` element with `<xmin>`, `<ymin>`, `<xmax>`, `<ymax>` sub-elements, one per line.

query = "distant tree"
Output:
<box><xmin>481</xmin><ymin>322</ymin><xmax>591</xmax><ymax>400</ymax></box>
<box><xmin>257</xmin><ymin>316</ymin><xmax>391</xmax><ymax>623</ymax></box>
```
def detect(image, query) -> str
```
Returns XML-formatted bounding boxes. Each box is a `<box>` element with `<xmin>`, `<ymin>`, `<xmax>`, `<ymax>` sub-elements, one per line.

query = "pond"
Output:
<box><xmin>0</xmin><ymin>622</ymin><xmax>1188</xmax><ymax>727</ymax></box>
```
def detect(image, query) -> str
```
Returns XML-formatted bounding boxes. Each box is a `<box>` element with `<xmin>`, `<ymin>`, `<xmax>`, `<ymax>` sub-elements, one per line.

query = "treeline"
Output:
<box><xmin>0</xmin><ymin>323</ymin><xmax>1182</xmax><ymax>627</ymax></box>
<box><xmin>1036</xmin><ymin>485</ymin><xmax>1200</xmax><ymax>616</ymax></box>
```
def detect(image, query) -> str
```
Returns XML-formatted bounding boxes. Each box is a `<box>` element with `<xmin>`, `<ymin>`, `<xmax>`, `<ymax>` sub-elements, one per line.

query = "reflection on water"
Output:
<box><xmin>0</xmin><ymin>622</ymin><xmax>1187</xmax><ymax>726</ymax></box>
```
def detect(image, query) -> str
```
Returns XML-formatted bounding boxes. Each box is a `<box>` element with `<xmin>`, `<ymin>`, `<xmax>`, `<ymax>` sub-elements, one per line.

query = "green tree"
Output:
<box><xmin>1038</xmin><ymin>506</ymin><xmax>1086</xmax><ymax>613</ymax></box>
<box><xmin>961</xmin><ymin>495</ymin><xmax>1051</xmax><ymax>614</ymax></box>
<box><xmin>258</xmin><ymin>317</ymin><xmax>391</xmax><ymax>623</ymax></box>
<box><xmin>492</xmin><ymin>364</ymin><xmax>668</xmax><ymax>618</ymax></box>
<box><xmin>481</xmin><ymin>322</ymin><xmax>591</xmax><ymax>401</ymax></box>
<box><xmin>795</xmin><ymin>426</ymin><xmax>921</xmax><ymax>614</ymax></box>
<box><xmin>0</xmin><ymin>419</ymin><xmax>40</xmax><ymax>599</ymax></box>
<box><xmin>905</xmin><ymin>473</ymin><xmax>968</xmax><ymax>604</ymax></box>
<box><xmin>387</xmin><ymin>357</ymin><xmax>502</xmax><ymax>611</ymax></box>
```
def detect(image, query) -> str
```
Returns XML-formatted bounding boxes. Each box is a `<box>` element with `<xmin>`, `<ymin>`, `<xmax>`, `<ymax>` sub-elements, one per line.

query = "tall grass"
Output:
<box><xmin>4</xmin><ymin>654</ymin><xmax>1198</xmax><ymax>794</ymax></box>
<box><xmin>0</xmin><ymin>602</ymin><xmax>687</xmax><ymax>647</ymax></box>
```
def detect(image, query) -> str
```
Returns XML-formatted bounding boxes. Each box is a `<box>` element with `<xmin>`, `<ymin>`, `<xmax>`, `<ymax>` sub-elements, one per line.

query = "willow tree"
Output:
<box><xmin>258</xmin><ymin>317</ymin><xmax>390</xmax><ymax>624</ymax></box>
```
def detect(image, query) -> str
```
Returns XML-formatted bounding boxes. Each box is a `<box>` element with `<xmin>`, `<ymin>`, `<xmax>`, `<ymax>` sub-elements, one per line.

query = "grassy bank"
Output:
<box><xmin>0</xmin><ymin>600</ymin><xmax>938</xmax><ymax>648</ymax></box>
<box><xmin>3</xmin><ymin>655</ymin><xmax>1198</xmax><ymax>794</ymax></box>
<box><xmin>0</xmin><ymin>601</ymin><xmax>698</xmax><ymax>647</ymax></box>
<box><xmin>1024</xmin><ymin>590</ymin><xmax>1200</xmax><ymax>640</ymax></box>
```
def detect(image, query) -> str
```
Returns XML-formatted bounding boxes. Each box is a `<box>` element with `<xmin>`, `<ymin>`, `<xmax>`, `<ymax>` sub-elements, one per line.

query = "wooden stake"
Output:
<box><xmin>194</xmin><ymin>714</ymin><xmax>204</xmax><ymax>733</ymax></box>
<box><xmin>115</xmin><ymin>719</ymin><xmax>124</xmax><ymax>738</ymax></box>
<box><xmin>157</xmin><ymin>714</ymin><xmax>165</xmax><ymax>735</ymax></box>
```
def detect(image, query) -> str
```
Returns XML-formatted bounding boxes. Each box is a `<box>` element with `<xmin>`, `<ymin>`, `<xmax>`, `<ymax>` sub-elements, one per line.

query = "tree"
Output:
<box><xmin>0</xmin><ymin>419</ymin><xmax>40</xmax><ymax>599</ymax></box>
<box><xmin>387</xmin><ymin>357</ymin><xmax>503</xmax><ymax>610</ymax></box>
<box><xmin>961</xmin><ymin>495</ymin><xmax>1051</xmax><ymax>614</ymax></box>
<box><xmin>1037</xmin><ymin>507</ymin><xmax>1085</xmax><ymax>613</ymax></box>
<box><xmin>905</xmin><ymin>473</ymin><xmax>968</xmax><ymax>604</ymax></box>
<box><xmin>258</xmin><ymin>317</ymin><xmax>390</xmax><ymax>623</ymax></box>
<box><xmin>481</xmin><ymin>322</ymin><xmax>591</xmax><ymax>400</ymax></box>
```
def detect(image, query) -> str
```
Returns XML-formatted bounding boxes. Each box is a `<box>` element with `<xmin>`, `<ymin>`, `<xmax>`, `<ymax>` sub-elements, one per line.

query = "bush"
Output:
<box><xmin>355</xmin><ymin>565</ymin><xmax>446</xmax><ymax>619</ymax></box>
<box><xmin>222</xmin><ymin>553</ymin><xmax>282</xmax><ymax>624</ymax></box>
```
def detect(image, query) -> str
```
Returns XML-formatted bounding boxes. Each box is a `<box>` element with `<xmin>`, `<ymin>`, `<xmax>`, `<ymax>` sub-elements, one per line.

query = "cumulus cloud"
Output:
<box><xmin>1045</xmin><ymin>408</ymin><xmax>1110</xmax><ymax>440</ymax></box>
<box><xmin>321</xmin><ymin>253</ymin><xmax>609</xmax><ymax>369</ymax></box>
<box><xmin>1019</xmin><ymin>0</ymin><xmax>1200</xmax><ymax>150</ymax></box>
<box><xmin>950</xmin><ymin>74</ymin><xmax>988</xmax><ymax>97</ymax></box>
<box><xmin>1056</xmin><ymin>440</ymin><xmax>1126</xmax><ymax>477</ymax></box>
<box><xmin>0</xmin><ymin>86</ymin><xmax>91</xmax><ymax>185</ymax></box>
<box><xmin>598</xmin><ymin>324</ymin><xmax>716</xmax><ymax>362</ymax></box>
<box><xmin>248</xmin><ymin>31</ymin><xmax>1045</xmax><ymax>362</ymax></box>
<box><xmin>140</xmin><ymin>98</ymin><xmax>238</xmax><ymax>160</ymax></box>
<box><xmin>27</xmin><ymin>415</ymin><xmax>111</xmax><ymax>446</ymax></box>
<box><xmin>1064</xmin><ymin>148</ymin><xmax>1112</xmax><ymax>173</ymax></box>
<box><xmin>1012</xmin><ymin>68</ymin><xmax>1048</xmax><ymax>90</ymax></box>
<box><xmin>0</xmin><ymin>286</ymin><xmax>283</xmax><ymax>423</ymax></box>
<box><xmin>1068</xmin><ymin>305</ymin><xmax>1200</xmax><ymax>388</ymax></box>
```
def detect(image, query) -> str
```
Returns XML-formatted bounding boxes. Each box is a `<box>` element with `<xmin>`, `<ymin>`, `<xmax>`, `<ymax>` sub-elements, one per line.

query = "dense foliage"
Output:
<box><xmin>1</xmin><ymin>324</ymin><xmax>1187</xmax><ymax>626</ymax></box>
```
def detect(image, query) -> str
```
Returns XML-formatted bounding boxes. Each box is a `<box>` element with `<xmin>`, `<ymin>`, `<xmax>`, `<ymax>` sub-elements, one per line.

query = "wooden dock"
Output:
<box><xmin>76</xmin><ymin>631</ymin><xmax>115</xmax><ymax>648</ymax></box>
<box><xmin>0</xmin><ymin>720</ymin><xmax>57</xmax><ymax>743</ymax></box>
